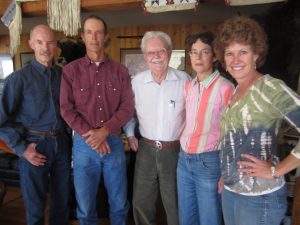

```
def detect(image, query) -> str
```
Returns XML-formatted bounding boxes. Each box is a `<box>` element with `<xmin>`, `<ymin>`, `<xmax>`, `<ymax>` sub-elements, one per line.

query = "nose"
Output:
<box><xmin>153</xmin><ymin>51</ymin><xmax>161</xmax><ymax>57</ymax></box>
<box><xmin>41</xmin><ymin>42</ymin><xmax>50</xmax><ymax>51</ymax></box>
<box><xmin>232</xmin><ymin>54</ymin><xmax>241</xmax><ymax>63</ymax></box>
<box><xmin>92</xmin><ymin>32</ymin><xmax>97</xmax><ymax>40</ymax></box>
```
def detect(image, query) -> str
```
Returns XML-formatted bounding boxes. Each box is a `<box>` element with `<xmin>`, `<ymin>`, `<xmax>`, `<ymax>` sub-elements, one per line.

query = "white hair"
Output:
<box><xmin>141</xmin><ymin>31</ymin><xmax>172</xmax><ymax>52</ymax></box>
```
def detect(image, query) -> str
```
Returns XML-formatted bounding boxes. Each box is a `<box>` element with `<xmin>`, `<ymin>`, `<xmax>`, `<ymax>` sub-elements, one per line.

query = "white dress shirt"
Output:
<box><xmin>124</xmin><ymin>67</ymin><xmax>190</xmax><ymax>141</ymax></box>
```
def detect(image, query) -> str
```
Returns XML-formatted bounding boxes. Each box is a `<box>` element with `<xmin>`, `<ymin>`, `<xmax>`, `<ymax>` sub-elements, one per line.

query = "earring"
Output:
<box><xmin>253</xmin><ymin>61</ymin><xmax>257</xmax><ymax>70</ymax></box>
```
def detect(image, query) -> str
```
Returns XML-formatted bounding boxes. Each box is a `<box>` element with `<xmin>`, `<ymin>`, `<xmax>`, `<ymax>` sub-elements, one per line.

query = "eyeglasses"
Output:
<box><xmin>144</xmin><ymin>48</ymin><xmax>168</xmax><ymax>58</ymax></box>
<box><xmin>189</xmin><ymin>49</ymin><xmax>212</xmax><ymax>58</ymax></box>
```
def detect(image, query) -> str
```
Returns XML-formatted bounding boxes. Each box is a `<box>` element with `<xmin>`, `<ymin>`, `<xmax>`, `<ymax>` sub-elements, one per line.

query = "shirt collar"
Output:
<box><xmin>83</xmin><ymin>55</ymin><xmax>108</xmax><ymax>67</ymax></box>
<box><xmin>191</xmin><ymin>70</ymin><xmax>219</xmax><ymax>88</ymax></box>
<box><xmin>143</xmin><ymin>67</ymin><xmax>180</xmax><ymax>83</ymax></box>
<box><xmin>31</xmin><ymin>59</ymin><xmax>54</xmax><ymax>74</ymax></box>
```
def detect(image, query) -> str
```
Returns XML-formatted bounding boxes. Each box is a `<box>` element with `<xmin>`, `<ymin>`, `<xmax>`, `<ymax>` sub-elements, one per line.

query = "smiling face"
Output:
<box><xmin>224</xmin><ymin>42</ymin><xmax>259</xmax><ymax>83</ymax></box>
<box><xmin>143</xmin><ymin>37</ymin><xmax>171</xmax><ymax>77</ymax></box>
<box><xmin>28</xmin><ymin>25</ymin><xmax>56</xmax><ymax>67</ymax></box>
<box><xmin>81</xmin><ymin>18</ymin><xmax>109</xmax><ymax>56</ymax></box>
<box><xmin>189</xmin><ymin>39</ymin><xmax>215</xmax><ymax>81</ymax></box>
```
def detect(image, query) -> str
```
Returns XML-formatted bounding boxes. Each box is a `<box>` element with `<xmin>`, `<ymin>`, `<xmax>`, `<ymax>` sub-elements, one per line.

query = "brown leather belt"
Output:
<box><xmin>142</xmin><ymin>137</ymin><xmax>180</xmax><ymax>150</ymax></box>
<box><xmin>26</xmin><ymin>129</ymin><xmax>66</xmax><ymax>137</ymax></box>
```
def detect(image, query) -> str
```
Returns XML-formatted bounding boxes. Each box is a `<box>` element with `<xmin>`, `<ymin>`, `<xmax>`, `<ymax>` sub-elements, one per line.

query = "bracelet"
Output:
<box><xmin>270</xmin><ymin>166</ymin><xmax>277</xmax><ymax>179</ymax></box>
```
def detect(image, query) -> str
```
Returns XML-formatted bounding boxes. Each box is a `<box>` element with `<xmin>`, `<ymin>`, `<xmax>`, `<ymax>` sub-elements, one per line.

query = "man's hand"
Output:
<box><xmin>82</xmin><ymin>127</ymin><xmax>109</xmax><ymax>150</ymax></box>
<box><xmin>22</xmin><ymin>143</ymin><xmax>46</xmax><ymax>166</ymax></box>
<box><xmin>94</xmin><ymin>140</ymin><xmax>111</xmax><ymax>154</ymax></box>
<box><xmin>128</xmin><ymin>136</ymin><xmax>139</xmax><ymax>151</ymax></box>
<box><xmin>218</xmin><ymin>176</ymin><xmax>223</xmax><ymax>194</ymax></box>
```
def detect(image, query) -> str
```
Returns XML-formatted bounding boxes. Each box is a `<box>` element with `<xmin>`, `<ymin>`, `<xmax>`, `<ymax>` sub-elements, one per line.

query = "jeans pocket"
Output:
<box><xmin>202</xmin><ymin>157</ymin><xmax>220</xmax><ymax>168</ymax></box>
<box><xmin>200</xmin><ymin>152</ymin><xmax>221</xmax><ymax>170</ymax></box>
<box><xmin>274</xmin><ymin>185</ymin><xmax>288</xmax><ymax>210</ymax></box>
<box><xmin>34</xmin><ymin>136</ymin><xmax>46</xmax><ymax>153</ymax></box>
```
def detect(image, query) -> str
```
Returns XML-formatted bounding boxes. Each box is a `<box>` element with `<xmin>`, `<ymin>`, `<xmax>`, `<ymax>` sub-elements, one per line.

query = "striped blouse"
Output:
<box><xmin>180</xmin><ymin>70</ymin><xmax>234</xmax><ymax>154</ymax></box>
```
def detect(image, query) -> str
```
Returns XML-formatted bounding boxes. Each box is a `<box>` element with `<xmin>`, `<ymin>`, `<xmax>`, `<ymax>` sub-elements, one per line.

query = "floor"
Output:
<box><xmin>0</xmin><ymin>186</ymin><xmax>135</xmax><ymax>225</ymax></box>
<box><xmin>0</xmin><ymin>186</ymin><xmax>167</xmax><ymax>225</ymax></box>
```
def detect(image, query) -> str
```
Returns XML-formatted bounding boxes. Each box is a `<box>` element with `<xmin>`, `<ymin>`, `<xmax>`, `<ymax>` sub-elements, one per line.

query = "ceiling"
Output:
<box><xmin>0</xmin><ymin>1</ymin><xmax>280</xmax><ymax>36</ymax></box>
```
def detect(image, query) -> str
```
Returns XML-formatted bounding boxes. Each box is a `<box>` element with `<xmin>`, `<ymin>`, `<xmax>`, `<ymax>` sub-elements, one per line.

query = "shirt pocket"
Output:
<box><xmin>167</xmin><ymin>99</ymin><xmax>185</xmax><ymax>119</ymax></box>
<box><xmin>22</xmin><ymin>89</ymin><xmax>48</xmax><ymax>121</ymax></box>
<box><xmin>73</xmin><ymin>82</ymin><xmax>91</xmax><ymax>105</ymax></box>
<box><xmin>105</xmin><ymin>81</ymin><xmax>121</xmax><ymax>104</ymax></box>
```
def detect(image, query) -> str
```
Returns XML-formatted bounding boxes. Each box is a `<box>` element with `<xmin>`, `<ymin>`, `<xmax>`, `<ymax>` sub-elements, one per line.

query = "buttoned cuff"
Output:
<box><xmin>13</xmin><ymin>144</ymin><xmax>27</xmax><ymax>157</ymax></box>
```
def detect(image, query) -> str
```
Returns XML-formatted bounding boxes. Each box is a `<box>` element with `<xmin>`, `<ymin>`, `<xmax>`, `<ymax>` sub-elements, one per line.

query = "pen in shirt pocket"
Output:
<box><xmin>170</xmin><ymin>100</ymin><xmax>175</xmax><ymax>108</ymax></box>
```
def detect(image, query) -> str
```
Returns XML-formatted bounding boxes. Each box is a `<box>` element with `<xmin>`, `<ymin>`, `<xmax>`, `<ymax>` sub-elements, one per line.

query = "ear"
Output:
<box><xmin>81</xmin><ymin>32</ymin><xmax>85</xmax><ymax>43</ymax></box>
<box><xmin>28</xmin><ymin>39</ymin><xmax>34</xmax><ymax>51</ymax></box>
<box><xmin>213</xmin><ymin>56</ymin><xmax>217</xmax><ymax>63</ymax></box>
<box><xmin>254</xmin><ymin>54</ymin><xmax>259</xmax><ymax>62</ymax></box>
<box><xmin>104</xmin><ymin>33</ymin><xmax>110</xmax><ymax>43</ymax></box>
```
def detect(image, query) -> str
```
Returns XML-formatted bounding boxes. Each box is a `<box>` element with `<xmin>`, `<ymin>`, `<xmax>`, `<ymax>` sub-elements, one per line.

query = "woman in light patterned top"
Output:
<box><xmin>214</xmin><ymin>15</ymin><xmax>300</xmax><ymax>225</ymax></box>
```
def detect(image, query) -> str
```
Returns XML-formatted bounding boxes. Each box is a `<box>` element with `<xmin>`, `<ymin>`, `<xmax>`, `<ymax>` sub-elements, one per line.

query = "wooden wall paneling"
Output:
<box><xmin>0</xmin><ymin>36</ymin><xmax>10</xmax><ymax>54</ymax></box>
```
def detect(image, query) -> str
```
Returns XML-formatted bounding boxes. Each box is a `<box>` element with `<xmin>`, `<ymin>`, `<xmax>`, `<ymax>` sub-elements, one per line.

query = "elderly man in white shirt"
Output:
<box><xmin>124</xmin><ymin>31</ymin><xmax>190</xmax><ymax>225</ymax></box>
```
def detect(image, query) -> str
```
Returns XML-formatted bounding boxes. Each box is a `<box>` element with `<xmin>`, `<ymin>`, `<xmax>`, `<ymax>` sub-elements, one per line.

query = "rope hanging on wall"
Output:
<box><xmin>143</xmin><ymin>0</ymin><xmax>199</xmax><ymax>13</ymax></box>
<box><xmin>225</xmin><ymin>0</ymin><xmax>287</xmax><ymax>5</ymax></box>
<box><xmin>47</xmin><ymin>0</ymin><xmax>81</xmax><ymax>36</ymax></box>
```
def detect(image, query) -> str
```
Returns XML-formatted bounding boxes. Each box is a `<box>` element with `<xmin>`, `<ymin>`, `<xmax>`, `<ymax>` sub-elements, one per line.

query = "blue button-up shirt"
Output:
<box><xmin>0</xmin><ymin>59</ymin><xmax>68</xmax><ymax>156</ymax></box>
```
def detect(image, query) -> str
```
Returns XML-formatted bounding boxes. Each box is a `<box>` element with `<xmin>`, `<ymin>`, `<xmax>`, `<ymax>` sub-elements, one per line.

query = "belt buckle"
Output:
<box><xmin>155</xmin><ymin>140</ymin><xmax>162</xmax><ymax>150</ymax></box>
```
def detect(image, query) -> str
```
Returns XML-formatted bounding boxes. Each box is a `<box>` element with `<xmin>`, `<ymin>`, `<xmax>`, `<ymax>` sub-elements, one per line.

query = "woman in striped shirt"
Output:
<box><xmin>177</xmin><ymin>31</ymin><xmax>234</xmax><ymax>225</ymax></box>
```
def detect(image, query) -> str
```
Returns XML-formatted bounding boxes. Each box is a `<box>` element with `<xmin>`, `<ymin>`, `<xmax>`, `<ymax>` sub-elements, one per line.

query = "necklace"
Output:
<box><xmin>229</xmin><ymin>74</ymin><xmax>261</xmax><ymax>107</ymax></box>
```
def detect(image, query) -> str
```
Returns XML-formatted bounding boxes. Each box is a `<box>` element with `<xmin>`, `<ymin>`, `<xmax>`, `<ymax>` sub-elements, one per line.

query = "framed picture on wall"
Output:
<box><xmin>170</xmin><ymin>50</ymin><xmax>185</xmax><ymax>71</ymax></box>
<box><xmin>120</xmin><ymin>48</ymin><xmax>186</xmax><ymax>78</ymax></box>
<box><xmin>120</xmin><ymin>48</ymin><xmax>148</xmax><ymax>78</ymax></box>
<box><xmin>20</xmin><ymin>52</ymin><xmax>34</xmax><ymax>68</ymax></box>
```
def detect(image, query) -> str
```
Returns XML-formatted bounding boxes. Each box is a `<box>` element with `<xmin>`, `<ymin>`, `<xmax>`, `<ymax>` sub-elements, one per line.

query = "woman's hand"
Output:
<box><xmin>237</xmin><ymin>153</ymin><xmax>275</xmax><ymax>179</ymax></box>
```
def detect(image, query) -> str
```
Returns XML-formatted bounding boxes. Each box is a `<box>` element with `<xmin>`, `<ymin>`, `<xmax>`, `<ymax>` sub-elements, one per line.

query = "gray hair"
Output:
<box><xmin>141</xmin><ymin>31</ymin><xmax>172</xmax><ymax>52</ymax></box>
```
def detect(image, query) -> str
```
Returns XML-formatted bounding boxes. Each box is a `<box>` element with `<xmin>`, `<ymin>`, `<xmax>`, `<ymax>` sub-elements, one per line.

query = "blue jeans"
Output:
<box><xmin>73</xmin><ymin>133</ymin><xmax>129</xmax><ymax>225</ymax></box>
<box><xmin>177</xmin><ymin>149</ymin><xmax>222</xmax><ymax>225</ymax></box>
<box><xmin>19</xmin><ymin>135</ymin><xmax>72</xmax><ymax>225</ymax></box>
<box><xmin>222</xmin><ymin>186</ymin><xmax>287</xmax><ymax>225</ymax></box>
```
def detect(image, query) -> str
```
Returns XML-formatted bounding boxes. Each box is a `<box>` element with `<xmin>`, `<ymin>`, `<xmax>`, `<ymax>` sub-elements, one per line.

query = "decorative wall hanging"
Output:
<box><xmin>1</xmin><ymin>0</ymin><xmax>21</xmax><ymax>56</ymax></box>
<box><xmin>225</xmin><ymin>0</ymin><xmax>287</xmax><ymax>5</ymax></box>
<box><xmin>1</xmin><ymin>0</ymin><xmax>39</xmax><ymax>56</ymax></box>
<box><xmin>144</xmin><ymin>0</ymin><xmax>200</xmax><ymax>13</ymax></box>
<box><xmin>47</xmin><ymin>0</ymin><xmax>81</xmax><ymax>36</ymax></box>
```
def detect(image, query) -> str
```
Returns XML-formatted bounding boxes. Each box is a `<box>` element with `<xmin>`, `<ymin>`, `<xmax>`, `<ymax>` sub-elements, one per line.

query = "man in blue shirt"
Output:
<box><xmin>0</xmin><ymin>24</ymin><xmax>72</xmax><ymax>225</ymax></box>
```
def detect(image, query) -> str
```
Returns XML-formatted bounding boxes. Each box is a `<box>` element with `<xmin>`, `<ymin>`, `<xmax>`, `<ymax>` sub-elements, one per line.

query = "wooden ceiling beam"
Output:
<box><xmin>0</xmin><ymin>0</ymin><xmax>142</xmax><ymax>17</ymax></box>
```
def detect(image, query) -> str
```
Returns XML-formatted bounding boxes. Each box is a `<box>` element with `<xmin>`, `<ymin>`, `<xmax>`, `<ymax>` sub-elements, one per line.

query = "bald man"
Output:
<box><xmin>0</xmin><ymin>25</ymin><xmax>72</xmax><ymax>225</ymax></box>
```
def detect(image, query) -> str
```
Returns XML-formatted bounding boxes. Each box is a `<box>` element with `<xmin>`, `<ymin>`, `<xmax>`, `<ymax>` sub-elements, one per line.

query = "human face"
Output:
<box><xmin>29</xmin><ymin>25</ymin><xmax>56</xmax><ymax>67</ymax></box>
<box><xmin>81</xmin><ymin>18</ymin><xmax>109</xmax><ymax>55</ymax></box>
<box><xmin>143</xmin><ymin>37</ymin><xmax>171</xmax><ymax>76</ymax></box>
<box><xmin>189</xmin><ymin>39</ymin><xmax>214</xmax><ymax>80</ymax></box>
<box><xmin>224</xmin><ymin>42</ymin><xmax>258</xmax><ymax>82</ymax></box>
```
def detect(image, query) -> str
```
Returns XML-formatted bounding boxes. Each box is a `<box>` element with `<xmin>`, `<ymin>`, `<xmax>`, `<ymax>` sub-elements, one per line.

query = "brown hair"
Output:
<box><xmin>82</xmin><ymin>15</ymin><xmax>108</xmax><ymax>34</ymax></box>
<box><xmin>185</xmin><ymin>31</ymin><xmax>215</xmax><ymax>53</ymax></box>
<box><xmin>214</xmin><ymin>16</ymin><xmax>268</xmax><ymax>68</ymax></box>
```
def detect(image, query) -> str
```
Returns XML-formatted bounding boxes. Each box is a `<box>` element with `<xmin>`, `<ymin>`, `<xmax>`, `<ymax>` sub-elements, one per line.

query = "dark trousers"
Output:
<box><xmin>132</xmin><ymin>139</ymin><xmax>179</xmax><ymax>225</ymax></box>
<box><xmin>19</xmin><ymin>135</ymin><xmax>72</xmax><ymax>225</ymax></box>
